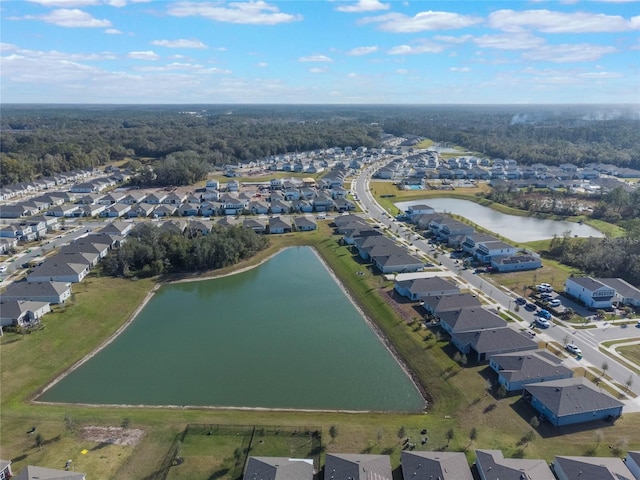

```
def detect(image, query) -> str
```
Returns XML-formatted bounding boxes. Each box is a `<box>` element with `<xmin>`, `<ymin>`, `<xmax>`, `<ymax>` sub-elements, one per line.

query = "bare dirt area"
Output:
<box><xmin>80</xmin><ymin>426</ymin><xmax>144</xmax><ymax>446</ymax></box>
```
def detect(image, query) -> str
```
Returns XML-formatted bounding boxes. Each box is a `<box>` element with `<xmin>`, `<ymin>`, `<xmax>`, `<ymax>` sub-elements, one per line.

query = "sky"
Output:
<box><xmin>1</xmin><ymin>0</ymin><xmax>639</xmax><ymax>104</ymax></box>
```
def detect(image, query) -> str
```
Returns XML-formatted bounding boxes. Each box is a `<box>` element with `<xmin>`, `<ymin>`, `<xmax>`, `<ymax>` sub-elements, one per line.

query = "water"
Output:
<box><xmin>40</xmin><ymin>247</ymin><xmax>425</xmax><ymax>412</ymax></box>
<box><xmin>395</xmin><ymin>198</ymin><xmax>604</xmax><ymax>243</ymax></box>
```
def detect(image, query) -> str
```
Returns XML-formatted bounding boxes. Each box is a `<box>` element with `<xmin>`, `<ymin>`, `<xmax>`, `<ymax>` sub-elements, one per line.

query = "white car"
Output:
<box><xmin>0</xmin><ymin>265</ymin><xmax>7</xmax><ymax>273</ymax></box>
<box><xmin>565</xmin><ymin>344</ymin><xmax>582</xmax><ymax>356</ymax></box>
<box><xmin>535</xmin><ymin>317</ymin><xmax>550</xmax><ymax>328</ymax></box>
<box><xmin>549</xmin><ymin>299</ymin><xmax>561</xmax><ymax>308</ymax></box>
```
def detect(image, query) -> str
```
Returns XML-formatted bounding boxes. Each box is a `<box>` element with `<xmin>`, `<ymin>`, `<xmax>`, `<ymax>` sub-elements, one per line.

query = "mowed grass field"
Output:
<box><xmin>1</xmin><ymin>224</ymin><xmax>639</xmax><ymax>479</ymax></box>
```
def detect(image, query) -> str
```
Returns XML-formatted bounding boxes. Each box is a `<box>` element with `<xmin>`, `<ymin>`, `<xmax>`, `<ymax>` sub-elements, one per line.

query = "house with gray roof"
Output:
<box><xmin>49</xmin><ymin>251</ymin><xmax>100</xmax><ymax>269</ymax></box>
<box><xmin>243</xmin><ymin>218</ymin><xmax>266</xmax><ymax>234</ymax></box>
<box><xmin>475</xmin><ymin>449</ymin><xmax>555</xmax><ymax>480</ymax></box>
<box><xmin>422</xmin><ymin>293</ymin><xmax>482</xmax><ymax>316</ymax></box>
<box><xmin>489</xmin><ymin>350</ymin><xmax>573</xmax><ymax>392</ymax></box>
<box><xmin>0</xmin><ymin>300</ymin><xmax>51</xmax><ymax>327</ymax></box>
<box><xmin>401</xmin><ymin>451</ymin><xmax>473</xmax><ymax>480</ymax></box>
<box><xmin>491</xmin><ymin>253</ymin><xmax>542</xmax><ymax>272</ymax></box>
<box><xmin>523</xmin><ymin>377</ymin><xmax>624</xmax><ymax>426</ymax></box>
<box><xmin>461</xmin><ymin>233</ymin><xmax>500</xmax><ymax>256</ymax></box>
<box><xmin>394</xmin><ymin>277</ymin><xmax>459</xmax><ymax>301</ymax></box>
<box><xmin>1</xmin><ymin>281</ymin><xmax>71</xmax><ymax>304</ymax></box>
<box><xmin>243</xmin><ymin>456</ymin><xmax>314</xmax><ymax>480</ymax></box>
<box><xmin>475</xmin><ymin>240</ymin><xmax>518</xmax><ymax>263</ymax></box>
<box><xmin>438</xmin><ymin>308</ymin><xmax>506</xmax><ymax>335</ymax></box>
<box><xmin>565</xmin><ymin>277</ymin><xmax>615</xmax><ymax>309</ymax></box>
<box><xmin>324</xmin><ymin>453</ymin><xmax>391</xmax><ymax>480</ymax></box>
<box><xmin>13</xmin><ymin>465</ymin><xmax>86</xmax><ymax>480</ymax></box>
<box><xmin>596</xmin><ymin>277</ymin><xmax>640</xmax><ymax>307</ymax></box>
<box><xmin>552</xmin><ymin>455</ymin><xmax>634</xmax><ymax>480</ymax></box>
<box><xmin>625</xmin><ymin>451</ymin><xmax>640</xmax><ymax>479</ymax></box>
<box><xmin>61</xmin><ymin>237</ymin><xmax>110</xmax><ymax>258</ymax></box>
<box><xmin>333</xmin><ymin>214</ymin><xmax>368</xmax><ymax>231</ymax></box>
<box><xmin>371</xmin><ymin>250</ymin><xmax>425</xmax><ymax>274</ymax></box>
<box><xmin>293</xmin><ymin>216</ymin><xmax>317</xmax><ymax>232</ymax></box>
<box><xmin>452</xmin><ymin>327</ymin><xmax>538</xmax><ymax>362</ymax></box>
<box><xmin>27</xmin><ymin>261</ymin><xmax>89</xmax><ymax>284</ymax></box>
<box><xmin>268</xmin><ymin>217</ymin><xmax>292</xmax><ymax>234</ymax></box>
<box><xmin>99</xmin><ymin>221</ymin><xmax>133</xmax><ymax>237</ymax></box>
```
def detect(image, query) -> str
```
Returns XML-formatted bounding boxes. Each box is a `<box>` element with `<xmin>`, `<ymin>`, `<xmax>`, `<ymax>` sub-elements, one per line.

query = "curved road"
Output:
<box><xmin>353</xmin><ymin>161</ymin><xmax>640</xmax><ymax>410</ymax></box>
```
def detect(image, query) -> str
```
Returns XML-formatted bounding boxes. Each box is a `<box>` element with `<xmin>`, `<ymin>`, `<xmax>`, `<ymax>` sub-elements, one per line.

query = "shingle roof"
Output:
<box><xmin>475</xmin><ymin>449</ymin><xmax>555</xmax><ymax>480</ymax></box>
<box><xmin>438</xmin><ymin>308</ymin><xmax>506</xmax><ymax>333</ymax></box>
<box><xmin>490</xmin><ymin>351</ymin><xmax>573</xmax><ymax>384</ymax></box>
<box><xmin>401</xmin><ymin>451</ymin><xmax>473</xmax><ymax>480</ymax></box>
<box><xmin>324</xmin><ymin>454</ymin><xmax>392</xmax><ymax>480</ymax></box>
<box><xmin>395</xmin><ymin>277</ymin><xmax>459</xmax><ymax>297</ymax></box>
<box><xmin>554</xmin><ymin>455</ymin><xmax>633</xmax><ymax>480</ymax></box>
<box><xmin>524</xmin><ymin>377</ymin><xmax>624</xmax><ymax>418</ymax></box>
<box><xmin>455</xmin><ymin>327</ymin><xmax>538</xmax><ymax>354</ymax></box>
<box><xmin>243</xmin><ymin>456</ymin><xmax>313</xmax><ymax>480</ymax></box>
<box><xmin>595</xmin><ymin>277</ymin><xmax>640</xmax><ymax>299</ymax></box>
<box><xmin>422</xmin><ymin>293</ymin><xmax>481</xmax><ymax>313</ymax></box>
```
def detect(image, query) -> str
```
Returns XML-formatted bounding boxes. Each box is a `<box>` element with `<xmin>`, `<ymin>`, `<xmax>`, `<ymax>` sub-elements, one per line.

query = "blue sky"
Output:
<box><xmin>1</xmin><ymin>0</ymin><xmax>639</xmax><ymax>104</ymax></box>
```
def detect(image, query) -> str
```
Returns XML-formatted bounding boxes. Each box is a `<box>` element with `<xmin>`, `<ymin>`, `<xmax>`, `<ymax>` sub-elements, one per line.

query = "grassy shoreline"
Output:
<box><xmin>1</xmin><ymin>225</ymin><xmax>638</xmax><ymax>478</ymax></box>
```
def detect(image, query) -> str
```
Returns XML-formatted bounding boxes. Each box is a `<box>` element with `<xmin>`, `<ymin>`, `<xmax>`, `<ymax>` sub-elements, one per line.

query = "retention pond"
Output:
<box><xmin>40</xmin><ymin>247</ymin><xmax>426</xmax><ymax>412</ymax></box>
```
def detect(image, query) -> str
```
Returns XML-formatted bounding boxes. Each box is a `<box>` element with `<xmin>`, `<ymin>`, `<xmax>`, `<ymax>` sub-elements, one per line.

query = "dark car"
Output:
<box><xmin>515</xmin><ymin>297</ymin><xmax>526</xmax><ymax>305</ymax></box>
<box><xmin>525</xmin><ymin>303</ymin><xmax>537</xmax><ymax>311</ymax></box>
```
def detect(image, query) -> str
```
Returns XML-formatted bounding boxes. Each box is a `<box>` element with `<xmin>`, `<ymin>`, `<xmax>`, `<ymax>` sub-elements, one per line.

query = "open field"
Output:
<box><xmin>1</xmin><ymin>226</ymin><xmax>639</xmax><ymax>479</ymax></box>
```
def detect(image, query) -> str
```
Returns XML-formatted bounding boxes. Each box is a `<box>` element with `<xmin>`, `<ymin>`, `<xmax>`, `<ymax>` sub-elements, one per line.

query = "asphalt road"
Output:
<box><xmin>353</xmin><ymin>160</ymin><xmax>640</xmax><ymax>408</ymax></box>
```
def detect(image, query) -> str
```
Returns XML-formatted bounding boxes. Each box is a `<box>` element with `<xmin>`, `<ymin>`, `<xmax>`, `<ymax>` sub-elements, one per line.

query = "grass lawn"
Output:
<box><xmin>2</xmin><ymin>226</ymin><xmax>639</xmax><ymax>479</ymax></box>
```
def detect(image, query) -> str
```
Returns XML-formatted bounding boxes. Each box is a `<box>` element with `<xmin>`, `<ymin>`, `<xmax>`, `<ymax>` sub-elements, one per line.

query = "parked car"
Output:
<box><xmin>549</xmin><ymin>299</ymin><xmax>561</xmax><ymax>308</ymax></box>
<box><xmin>525</xmin><ymin>303</ymin><xmax>537</xmax><ymax>311</ymax></box>
<box><xmin>515</xmin><ymin>297</ymin><xmax>526</xmax><ymax>305</ymax></box>
<box><xmin>539</xmin><ymin>309</ymin><xmax>552</xmax><ymax>320</ymax></box>
<box><xmin>540</xmin><ymin>292</ymin><xmax>553</xmax><ymax>299</ymax></box>
<box><xmin>565</xmin><ymin>344</ymin><xmax>582</xmax><ymax>356</ymax></box>
<box><xmin>535</xmin><ymin>317</ymin><xmax>550</xmax><ymax>328</ymax></box>
<box><xmin>0</xmin><ymin>265</ymin><xmax>7</xmax><ymax>273</ymax></box>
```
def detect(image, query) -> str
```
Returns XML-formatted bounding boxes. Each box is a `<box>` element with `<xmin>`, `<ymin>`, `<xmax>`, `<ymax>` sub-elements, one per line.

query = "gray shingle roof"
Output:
<box><xmin>553</xmin><ymin>456</ymin><xmax>633</xmax><ymax>480</ymax></box>
<box><xmin>475</xmin><ymin>449</ymin><xmax>555</xmax><ymax>480</ymax></box>
<box><xmin>422</xmin><ymin>293</ymin><xmax>481</xmax><ymax>313</ymax></box>
<box><xmin>324</xmin><ymin>453</ymin><xmax>392</xmax><ymax>480</ymax></box>
<box><xmin>524</xmin><ymin>377</ymin><xmax>624</xmax><ymax>418</ymax></box>
<box><xmin>401</xmin><ymin>451</ymin><xmax>473</xmax><ymax>480</ymax></box>
<box><xmin>455</xmin><ymin>327</ymin><xmax>538</xmax><ymax>354</ymax></box>
<box><xmin>490</xmin><ymin>351</ymin><xmax>573</xmax><ymax>384</ymax></box>
<box><xmin>438</xmin><ymin>308</ymin><xmax>506</xmax><ymax>333</ymax></box>
<box><xmin>243</xmin><ymin>456</ymin><xmax>313</xmax><ymax>480</ymax></box>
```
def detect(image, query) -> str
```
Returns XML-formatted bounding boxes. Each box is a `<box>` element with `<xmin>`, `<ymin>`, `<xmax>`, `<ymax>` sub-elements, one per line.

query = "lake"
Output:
<box><xmin>395</xmin><ymin>198</ymin><xmax>604</xmax><ymax>242</ymax></box>
<box><xmin>39</xmin><ymin>247</ymin><xmax>425</xmax><ymax>412</ymax></box>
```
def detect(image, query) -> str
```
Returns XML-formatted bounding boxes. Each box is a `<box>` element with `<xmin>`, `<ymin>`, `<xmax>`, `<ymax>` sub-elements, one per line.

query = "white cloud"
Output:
<box><xmin>151</xmin><ymin>39</ymin><xmax>207</xmax><ymax>49</ymax></box>
<box><xmin>488</xmin><ymin>9</ymin><xmax>640</xmax><ymax>33</ymax></box>
<box><xmin>523</xmin><ymin>43</ymin><xmax>617</xmax><ymax>62</ymax></box>
<box><xmin>578</xmin><ymin>71</ymin><xmax>622</xmax><ymax>78</ymax></box>
<box><xmin>361</xmin><ymin>11</ymin><xmax>481</xmax><ymax>33</ymax></box>
<box><xmin>434</xmin><ymin>34</ymin><xmax>473</xmax><ymax>44</ymax></box>
<box><xmin>309</xmin><ymin>67</ymin><xmax>328</xmax><ymax>73</ymax></box>
<box><xmin>105</xmin><ymin>28</ymin><xmax>122</xmax><ymax>34</ymax></box>
<box><xmin>346</xmin><ymin>72</ymin><xmax>359</xmax><ymax>78</ymax></box>
<box><xmin>128</xmin><ymin>50</ymin><xmax>160</xmax><ymax>60</ymax></box>
<box><xmin>27</xmin><ymin>0</ymin><xmax>99</xmax><ymax>6</ymax></box>
<box><xmin>257</xmin><ymin>62</ymin><xmax>268</xmax><ymax>67</ymax></box>
<box><xmin>450</xmin><ymin>66</ymin><xmax>471</xmax><ymax>72</ymax></box>
<box><xmin>347</xmin><ymin>45</ymin><xmax>378</xmax><ymax>56</ymax></box>
<box><xmin>167</xmin><ymin>1</ymin><xmax>302</xmax><ymax>25</ymax></box>
<box><xmin>474</xmin><ymin>33</ymin><xmax>545</xmax><ymax>50</ymax></box>
<box><xmin>336</xmin><ymin>0</ymin><xmax>390</xmax><ymax>13</ymax></box>
<box><xmin>299</xmin><ymin>54</ymin><xmax>333</xmax><ymax>62</ymax></box>
<box><xmin>29</xmin><ymin>8</ymin><xmax>112</xmax><ymax>27</ymax></box>
<box><xmin>387</xmin><ymin>42</ymin><xmax>445</xmax><ymax>55</ymax></box>
<box><xmin>396</xmin><ymin>68</ymin><xmax>408</xmax><ymax>74</ymax></box>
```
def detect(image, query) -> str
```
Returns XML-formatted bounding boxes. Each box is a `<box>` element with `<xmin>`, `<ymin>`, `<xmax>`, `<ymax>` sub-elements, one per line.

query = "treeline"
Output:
<box><xmin>380</xmin><ymin>105</ymin><xmax>640</xmax><ymax>169</ymax></box>
<box><xmin>101</xmin><ymin>223</ymin><xmax>269</xmax><ymax>278</ymax></box>
<box><xmin>545</xmin><ymin>234</ymin><xmax>640</xmax><ymax>287</ymax></box>
<box><xmin>0</xmin><ymin>105</ymin><xmax>381</xmax><ymax>186</ymax></box>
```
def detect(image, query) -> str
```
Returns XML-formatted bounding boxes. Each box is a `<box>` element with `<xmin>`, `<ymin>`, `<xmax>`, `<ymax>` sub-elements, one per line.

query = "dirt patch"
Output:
<box><xmin>80</xmin><ymin>426</ymin><xmax>144</xmax><ymax>446</ymax></box>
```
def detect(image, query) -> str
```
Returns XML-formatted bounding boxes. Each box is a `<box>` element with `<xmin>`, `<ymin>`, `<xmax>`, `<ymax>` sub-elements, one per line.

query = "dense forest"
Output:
<box><xmin>101</xmin><ymin>223</ymin><xmax>269</xmax><ymax>278</ymax></box>
<box><xmin>2</xmin><ymin>104</ymin><xmax>639</xmax><ymax>186</ymax></box>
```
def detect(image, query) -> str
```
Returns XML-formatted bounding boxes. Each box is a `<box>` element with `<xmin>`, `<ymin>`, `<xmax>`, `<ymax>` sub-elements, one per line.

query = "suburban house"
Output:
<box><xmin>405</xmin><ymin>204</ymin><xmax>435</xmax><ymax>219</ymax></box>
<box><xmin>625</xmin><ymin>451</ymin><xmax>640</xmax><ymax>479</ymax></box>
<box><xmin>12</xmin><ymin>465</ymin><xmax>86</xmax><ymax>480</ymax></box>
<box><xmin>595</xmin><ymin>277</ymin><xmax>640</xmax><ymax>307</ymax></box>
<box><xmin>324</xmin><ymin>453</ymin><xmax>392</xmax><ymax>480</ymax></box>
<box><xmin>422</xmin><ymin>293</ymin><xmax>482</xmax><ymax>316</ymax></box>
<box><xmin>475</xmin><ymin>449</ymin><xmax>555</xmax><ymax>480</ymax></box>
<box><xmin>564</xmin><ymin>277</ymin><xmax>615</xmax><ymax>309</ymax></box>
<box><xmin>49</xmin><ymin>250</ymin><xmax>100</xmax><ymax>269</ymax></box>
<box><xmin>0</xmin><ymin>237</ymin><xmax>18</xmax><ymax>253</ymax></box>
<box><xmin>437</xmin><ymin>308</ymin><xmax>506</xmax><ymax>335</ymax></box>
<box><xmin>343</xmin><ymin>227</ymin><xmax>381</xmax><ymax>245</ymax></box>
<box><xmin>152</xmin><ymin>204</ymin><xmax>177</xmax><ymax>217</ymax></box>
<box><xmin>99</xmin><ymin>221</ymin><xmax>133</xmax><ymax>237</ymax></box>
<box><xmin>523</xmin><ymin>377</ymin><xmax>624</xmax><ymax>426</ymax></box>
<box><xmin>268</xmin><ymin>217</ymin><xmax>292</xmax><ymax>234</ymax></box>
<box><xmin>1</xmin><ymin>281</ymin><xmax>72</xmax><ymax>304</ymax></box>
<box><xmin>242</xmin><ymin>218</ymin><xmax>266</xmax><ymax>234</ymax></box>
<box><xmin>491</xmin><ymin>253</ymin><xmax>542</xmax><ymax>272</ymax></box>
<box><xmin>475</xmin><ymin>240</ymin><xmax>518</xmax><ymax>263</ymax></box>
<box><xmin>0</xmin><ymin>300</ymin><xmax>51</xmax><ymax>327</ymax></box>
<box><xmin>243</xmin><ymin>456</ymin><xmax>313</xmax><ymax>480</ymax></box>
<box><xmin>461</xmin><ymin>233</ymin><xmax>500</xmax><ymax>256</ymax></box>
<box><xmin>292</xmin><ymin>216</ymin><xmax>317</xmax><ymax>232</ymax></box>
<box><xmin>451</xmin><ymin>327</ymin><xmax>538</xmax><ymax>362</ymax></box>
<box><xmin>102</xmin><ymin>203</ymin><xmax>131</xmax><ymax>218</ymax></box>
<box><xmin>552</xmin><ymin>456</ymin><xmax>634</xmax><ymax>480</ymax></box>
<box><xmin>61</xmin><ymin>238</ymin><xmax>111</xmax><ymax>259</ymax></box>
<box><xmin>401</xmin><ymin>451</ymin><xmax>473</xmax><ymax>480</ymax></box>
<box><xmin>489</xmin><ymin>350</ymin><xmax>574</xmax><ymax>392</ymax></box>
<box><xmin>27</xmin><ymin>261</ymin><xmax>89</xmax><ymax>283</ymax></box>
<box><xmin>0</xmin><ymin>459</ymin><xmax>12</xmax><ymax>480</ymax></box>
<box><xmin>371</xmin><ymin>250</ymin><xmax>425</xmax><ymax>274</ymax></box>
<box><xmin>430</xmin><ymin>217</ymin><xmax>475</xmax><ymax>245</ymax></box>
<box><xmin>394</xmin><ymin>277</ymin><xmax>459</xmax><ymax>301</ymax></box>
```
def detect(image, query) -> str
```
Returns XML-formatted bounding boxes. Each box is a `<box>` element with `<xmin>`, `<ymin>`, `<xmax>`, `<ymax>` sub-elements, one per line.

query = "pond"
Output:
<box><xmin>39</xmin><ymin>247</ymin><xmax>426</xmax><ymax>412</ymax></box>
<box><xmin>395</xmin><ymin>198</ymin><xmax>604</xmax><ymax>243</ymax></box>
